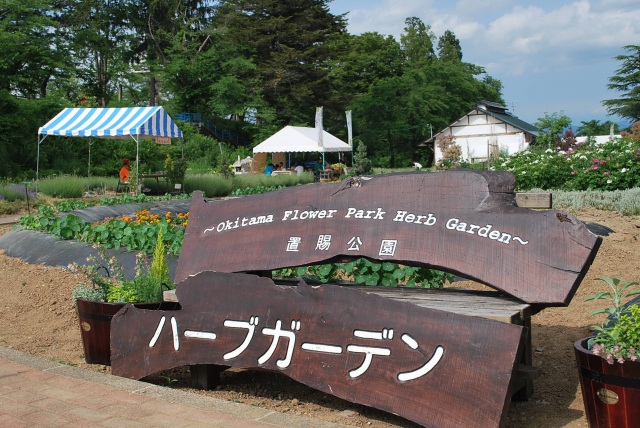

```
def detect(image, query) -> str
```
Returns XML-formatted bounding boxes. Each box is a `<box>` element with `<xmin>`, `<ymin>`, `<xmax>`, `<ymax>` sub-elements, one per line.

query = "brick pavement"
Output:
<box><xmin>0</xmin><ymin>347</ymin><xmax>350</xmax><ymax>428</ymax></box>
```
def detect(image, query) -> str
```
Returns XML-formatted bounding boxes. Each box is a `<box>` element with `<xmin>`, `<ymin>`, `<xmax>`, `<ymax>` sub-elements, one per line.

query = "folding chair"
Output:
<box><xmin>116</xmin><ymin>181</ymin><xmax>130</xmax><ymax>195</ymax></box>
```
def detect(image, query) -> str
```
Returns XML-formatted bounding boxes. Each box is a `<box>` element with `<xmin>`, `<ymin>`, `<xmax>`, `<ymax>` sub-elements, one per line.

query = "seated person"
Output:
<box><xmin>295</xmin><ymin>163</ymin><xmax>305</xmax><ymax>175</ymax></box>
<box><xmin>265</xmin><ymin>163</ymin><xmax>274</xmax><ymax>176</ymax></box>
<box><xmin>313</xmin><ymin>157</ymin><xmax>328</xmax><ymax>179</ymax></box>
<box><xmin>119</xmin><ymin>159</ymin><xmax>130</xmax><ymax>183</ymax></box>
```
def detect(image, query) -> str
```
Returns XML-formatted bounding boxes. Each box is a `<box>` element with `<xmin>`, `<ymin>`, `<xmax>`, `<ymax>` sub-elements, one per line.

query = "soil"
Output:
<box><xmin>1</xmin><ymin>207</ymin><xmax>639</xmax><ymax>428</ymax></box>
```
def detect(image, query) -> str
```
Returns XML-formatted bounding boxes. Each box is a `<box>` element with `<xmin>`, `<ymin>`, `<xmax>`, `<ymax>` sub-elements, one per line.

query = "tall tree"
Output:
<box><xmin>352</xmin><ymin>59</ymin><xmax>502</xmax><ymax>168</ymax></box>
<box><xmin>576</xmin><ymin>120</ymin><xmax>619</xmax><ymax>136</ymax></box>
<box><xmin>400</xmin><ymin>17</ymin><xmax>435</xmax><ymax>67</ymax></box>
<box><xmin>60</xmin><ymin>0</ymin><xmax>138</xmax><ymax>106</ymax></box>
<box><xmin>602</xmin><ymin>45</ymin><xmax>640</xmax><ymax>122</ymax></box>
<box><xmin>0</xmin><ymin>0</ymin><xmax>71</xmax><ymax>98</ymax></box>
<box><xmin>126</xmin><ymin>0</ymin><xmax>217</xmax><ymax>106</ymax></box>
<box><xmin>535</xmin><ymin>112</ymin><xmax>572</xmax><ymax>148</ymax></box>
<box><xmin>352</xmin><ymin>76</ymin><xmax>412</xmax><ymax>167</ymax></box>
<box><xmin>437</xmin><ymin>30</ymin><xmax>462</xmax><ymax>63</ymax></box>
<box><xmin>215</xmin><ymin>0</ymin><xmax>347</xmax><ymax>126</ymax></box>
<box><xmin>328</xmin><ymin>32</ymin><xmax>403</xmax><ymax>97</ymax></box>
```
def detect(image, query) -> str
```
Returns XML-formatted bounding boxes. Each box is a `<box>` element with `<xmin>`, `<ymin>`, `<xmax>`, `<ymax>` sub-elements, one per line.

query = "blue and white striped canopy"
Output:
<box><xmin>38</xmin><ymin>106</ymin><xmax>183</xmax><ymax>139</ymax></box>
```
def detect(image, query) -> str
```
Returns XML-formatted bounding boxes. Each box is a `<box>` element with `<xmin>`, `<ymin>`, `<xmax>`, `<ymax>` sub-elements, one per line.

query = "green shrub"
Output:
<box><xmin>494</xmin><ymin>137</ymin><xmax>640</xmax><ymax>191</ymax></box>
<box><xmin>184</xmin><ymin>173</ymin><xmax>233</xmax><ymax>197</ymax></box>
<box><xmin>0</xmin><ymin>185</ymin><xmax>24</xmax><ymax>202</ymax></box>
<box><xmin>37</xmin><ymin>175</ymin><xmax>88</xmax><ymax>198</ymax></box>
<box><xmin>552</xmin><ymin>188</ymin><xmax>640</xmax><ymax>214</ymax></box>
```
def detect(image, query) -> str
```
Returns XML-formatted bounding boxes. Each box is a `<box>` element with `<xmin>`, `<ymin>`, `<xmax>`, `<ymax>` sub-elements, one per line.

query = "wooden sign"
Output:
<box><xmin>175</xmin><ymin>170</ymin><xmax>601</xmax><ymax>305</ymax></box>
<box><xmin>111</xmin><ymin>271</ymin><xmax>524</xmax><ymax>428</ymax></box>
<box><xmin>155</xmin><ymin>136</ymin><xmax>171</xmax><ymax>145</ymax></box>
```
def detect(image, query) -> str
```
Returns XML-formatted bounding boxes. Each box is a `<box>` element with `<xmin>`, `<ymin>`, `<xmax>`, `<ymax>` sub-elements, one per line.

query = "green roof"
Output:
<box><xmin>476</xmin><ymin>102</ymin><xmax>539</xmax><ymax>136</ymax></box>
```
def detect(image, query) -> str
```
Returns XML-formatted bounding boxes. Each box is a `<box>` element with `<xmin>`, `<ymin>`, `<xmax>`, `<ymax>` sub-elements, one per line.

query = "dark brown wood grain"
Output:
<box><xmin>112</xmin><ymin>271</ymin><xmax>524</xmax><ymax>428</ymax></box>
<box><xmin>175</xmin><ymin>170</ymin><xmax>601</xmax><ymax>305</ymax></box>
<box><xmin>574</xmin><ymin>339</ymin><xmax>640</xmax><ymax>427</ymax></box>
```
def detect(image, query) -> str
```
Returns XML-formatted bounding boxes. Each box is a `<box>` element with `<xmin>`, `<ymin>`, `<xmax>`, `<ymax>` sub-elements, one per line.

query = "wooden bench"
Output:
<box><xmin>111</xmin><ymin>170</ymin><xmax>600</xmax><ymax>427</ymax></box>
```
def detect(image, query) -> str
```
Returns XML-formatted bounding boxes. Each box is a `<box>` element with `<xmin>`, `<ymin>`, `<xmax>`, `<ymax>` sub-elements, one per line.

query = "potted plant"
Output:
<box><xmin>574</xmin><ymin>277</ymin><xmax>640</xmax><ymax>427</ymax></box>
<box><xmin>70</xmin><ymin>229</ymin><xmax>178</xmax><ymax>365</ymax></box>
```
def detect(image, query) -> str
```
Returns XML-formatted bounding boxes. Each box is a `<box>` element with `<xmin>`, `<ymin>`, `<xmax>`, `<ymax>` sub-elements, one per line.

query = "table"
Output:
<box><xmin>271</xmin><ymin>170</ymin><xmax>292</xmax><ymax>176</ymax></box>
<box><xmin>141</xmin><ymin>173</ymin><xmax>169</xmax><ymax>191</ymax></box>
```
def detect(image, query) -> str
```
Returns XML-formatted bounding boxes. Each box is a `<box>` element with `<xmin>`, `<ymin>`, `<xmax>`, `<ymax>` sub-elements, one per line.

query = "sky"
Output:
<box><xmin>328</xmin><ymin>0</ymin><xmax>640</xmax><ymax>129</ymax></box>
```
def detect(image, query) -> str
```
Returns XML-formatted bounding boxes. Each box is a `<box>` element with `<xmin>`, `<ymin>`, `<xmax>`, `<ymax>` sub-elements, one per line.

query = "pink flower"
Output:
<box><xmin>571</xmin><ymin>171</ymin><xmax>577</xmax><ymax>175</ymax></box>
<box><xmin>591</xmin><ymin>165</ymin><xmax>599</xmax><ymax>170</ymax></box>
<box><xmin>592</xmin><ymin>158</ymin><xmax>599</xmax><ymax>163</ymax></box>
<box><xmin>606</xmin><ymin>353</ymin><xmax>615</xmax><ymax>364</ymax></box>
<box><xmin>618</xmin><ymin>357</ymin><xmax>626</xmax><ymax>364</ymax></box>
<box><xmin>603</xmin><ymin>171</ymin><xmax>611</xmax><ymax>177</ymax></box>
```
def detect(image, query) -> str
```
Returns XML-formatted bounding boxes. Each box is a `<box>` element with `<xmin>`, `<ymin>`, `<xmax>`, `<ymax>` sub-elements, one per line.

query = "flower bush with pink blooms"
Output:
<box><xmin>493</xmin><ymin>135</ymin><xmax>640</xmax><ymax>191</ymax></box>
<box><xmin>586</xmin><ymin>277</ymin><xmax>640</xmax><ymax>364</ymax></box>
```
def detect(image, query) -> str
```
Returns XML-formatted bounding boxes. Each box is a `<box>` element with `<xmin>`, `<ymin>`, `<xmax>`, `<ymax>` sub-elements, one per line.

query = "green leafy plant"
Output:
<box><xmin>585</xmin><ymin>277</ymin><xmax>640</xmax><ymax>364</ymax></box>
<box><xmin>69</xmin><ymin>232</ymin><xmax>176</xmax><ymax>304</ymax></box>
<box><xmin>20</xmin><ymin>202</ymin><xmax>187</xmax><ymax>256</ymax></box>
<box><xmin>165</xmin><ymin>154</ymin><xmax>188</xmax><ymax>188</ymax></box>
<box><xmin>274</xmin><ymin>258</ymin><xmax>453</xmax><ymax>288</ymax></box>
<box><xmin>231</xmin><ymin>185</ymin><xmax>285</xmax><ymax>196</ymax></box>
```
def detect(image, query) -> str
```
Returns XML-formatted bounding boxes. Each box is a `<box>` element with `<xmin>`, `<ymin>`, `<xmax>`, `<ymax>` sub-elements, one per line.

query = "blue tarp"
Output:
<box><xmin>36</xmin><ymin>107</ymin><xmax>184</xmax><ymax>185</ymax></box>
<box><xmin>38</xmin><ymin>106</ymin><xmax>183</xmax><ymax>139</ymax></box>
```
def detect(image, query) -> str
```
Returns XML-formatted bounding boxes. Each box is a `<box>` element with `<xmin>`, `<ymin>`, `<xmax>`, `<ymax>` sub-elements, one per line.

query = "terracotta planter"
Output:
<box><xmin>75</xmin><ymin>299</ymin><xmax>179</xmax><ymax>365</ymax></box>
<box><xmin>574</xmin><ymin>338</ymin><xmax>640</xmax><ymax>427</ymax></box>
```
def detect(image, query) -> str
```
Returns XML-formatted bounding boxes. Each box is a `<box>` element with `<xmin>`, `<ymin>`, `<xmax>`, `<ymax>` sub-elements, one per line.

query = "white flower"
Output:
<box><xmin>558</xmin><ymin>150</ymin><xmax>566</xmax><ymax>155</ymax></box>
<box><xmin>545</xmin><ymin>149</ymin><xmax>553</xmax><ymax>153</ymax></box>
<box><xmin>621</xmin><ymin>168</ymin><xmax>627</xmax><ymax>173</ymax></box>
<box><xmin>580</xmin><ymin>155</ymin><xmax>587</xmax><ymax>160</ymax></box>
<box><xmin>521</xmin><ymin>171</ymin><xmax>527</xmax><ymax>174</ymax></box>
<box><xmin>607</xmin><ymin>179</ymin><xmax>612</xmax><ymax>184</ymax></box>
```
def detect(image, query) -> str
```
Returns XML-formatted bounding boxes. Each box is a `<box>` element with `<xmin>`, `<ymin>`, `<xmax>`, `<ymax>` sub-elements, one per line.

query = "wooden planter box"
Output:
<box><xmin>574</xmin><ymin>338</ymin><xmax>640</xmax><ymax>427</ymax></box>
<box><xmin>75</xmin><ymin>299</ymin><xmax>179</xmax><ymax>365</ymax></box>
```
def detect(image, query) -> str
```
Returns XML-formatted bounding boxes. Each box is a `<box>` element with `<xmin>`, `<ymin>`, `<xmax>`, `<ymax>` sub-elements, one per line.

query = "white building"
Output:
<box><xmin>427</xmin><ymin>101</ymin><xmax>539</xmax><ymax>166</ymax></box>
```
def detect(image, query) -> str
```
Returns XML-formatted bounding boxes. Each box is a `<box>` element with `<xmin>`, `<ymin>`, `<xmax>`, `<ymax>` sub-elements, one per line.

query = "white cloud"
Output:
<box><xmin>341</xmin><ymin>0</ymin><xmax>437</xmax><ymax>36</ymax></box>
<box><xmin>331</xmin><ymin>0</ymin><xmax>639</xmax><ymax>124</ymax></box>
<box><xmin>438</xmin><ymin>1</ymin><xmax>640</xmax><ymax>78</ymax></box>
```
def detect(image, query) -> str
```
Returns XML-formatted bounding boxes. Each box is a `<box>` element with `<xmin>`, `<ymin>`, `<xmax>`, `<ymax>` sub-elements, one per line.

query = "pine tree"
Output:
<box><xmin>215</xmin><ymin>0</ymin><xmax>347</xmax><ymax>125</ymax></box>
<box><xmin>437</xmin><ymin>30</ymin><xmax>462</xmax><ymax>63</ymax></box>
<box><xmin>602</xmin><ymin>45</ymin><xmax>640</xmax><ymax>122</ymax></box>
<box><xmin>351</xmin><ymin>141</ymin><xmax>372</xmax><ymax>176</ymax></box>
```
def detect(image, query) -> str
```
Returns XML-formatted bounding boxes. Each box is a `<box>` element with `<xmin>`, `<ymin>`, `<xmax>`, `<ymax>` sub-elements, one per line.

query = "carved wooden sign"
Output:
<box><xmin>175</xmin><ymin>170</ymin><xmax>601</xmax><ymax>305</ymax></box>
<box><xmin>111</xmin><ymin>271</ymin><xmax>524</xmax><ymax>428</ymax></box>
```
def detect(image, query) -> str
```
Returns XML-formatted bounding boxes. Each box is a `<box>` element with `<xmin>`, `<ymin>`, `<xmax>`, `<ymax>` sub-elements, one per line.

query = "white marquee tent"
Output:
<box><xmin>252</xmin><ymin>126</ymin><xmax>352</xmax><ymax>154</ymax></box>
<box><xmin>37</xmin><ymin>106</ymin><xmax>184</xmax><ymax>187</ymax></box>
